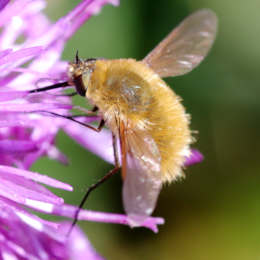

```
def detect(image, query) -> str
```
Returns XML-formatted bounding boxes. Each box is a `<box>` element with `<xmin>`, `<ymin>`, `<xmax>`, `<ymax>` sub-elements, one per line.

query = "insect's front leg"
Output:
<box><xmin>29</xmin><ymin>110</ymin><xmax>104</xmax><ymax>132</ymax></box>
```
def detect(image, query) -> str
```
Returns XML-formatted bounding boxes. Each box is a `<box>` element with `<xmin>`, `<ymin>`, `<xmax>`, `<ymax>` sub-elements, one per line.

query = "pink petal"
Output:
<box><xmin>0</xmin><ymin>177</ymin><xmax>63</xmax><ymax>205</ymax></box>
<box><xmin>0</xmin><ymin>140</ymin><xmax>36</xmax><ymax>152</ymax></box>
<box><xmin>50</xmin><ymin>204</ymin><xmax>164</xmax><ymax>233</ymax></box>
<box><xmin>0</xmin><ymin>46</ymin><xmax>43</xmax><ymax>66</ymax></box>
<box><xmin>0</xmin><ymin>48</ymin><xmax>12</xmax><ymax>58</ymax></box>
<box><xmin>59</xmin><ymin>223</ymin><xmax>105</xmax><ymax>260</ymax></box>
<box><xmin>0</xmin><ymin>102</ymin><xmax>72</xmax><ymax>112</ymax></box>
<box><xmin>0</xmin><ymin>0</ymin><xmax>9</xmax><ymax>11</ymax></box>
<box><xmin>0</xmin><ymin>165</ymin><xmax>73</xmax><ymax>191</ymax></box>
<box><xmin>0</xmin><ymin>90</ymin><xmax>27</xmax><ymax>101</ymax></box>
<box><xmin>47</xmin><ymin>146</ymin><xmax>69</xmax><ymax>165</ymax></box>
<box><xmin>184</xmin><ymin>149</ymin><xmax>204</xmax><ymax>166</ymax></box>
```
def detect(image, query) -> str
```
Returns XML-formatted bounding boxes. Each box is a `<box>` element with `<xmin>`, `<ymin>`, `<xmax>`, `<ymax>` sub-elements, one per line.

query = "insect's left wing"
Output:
<box><xmin>143</xmin><ymin>9</ymin><xmax>217</xmax><ymax>78</ymax></box>
<box><xmin>119</xmin><ymin>121</ymin><xmax>162</xmax><ymax>225</ymax></box>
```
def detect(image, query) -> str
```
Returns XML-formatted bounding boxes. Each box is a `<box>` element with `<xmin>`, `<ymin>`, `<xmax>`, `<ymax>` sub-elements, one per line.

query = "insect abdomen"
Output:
<box><xmin>88</xmin><ymin>59</ymin><xmax>192</xmax><ymax>182</ymax></box>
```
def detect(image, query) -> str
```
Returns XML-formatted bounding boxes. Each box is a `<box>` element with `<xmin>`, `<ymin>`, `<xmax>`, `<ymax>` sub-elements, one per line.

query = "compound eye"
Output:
<box><xmin>73</xmin><ymin>75</ymin><xmax>86</xmax><ymax>96</ymax></box>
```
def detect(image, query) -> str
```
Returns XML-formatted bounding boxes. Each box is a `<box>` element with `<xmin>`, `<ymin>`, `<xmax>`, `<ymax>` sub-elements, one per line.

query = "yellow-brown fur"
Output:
<box><xmin>86</xmin><ymin>59</ymin><xmax>192</xmax><ymax>183</ymax></box>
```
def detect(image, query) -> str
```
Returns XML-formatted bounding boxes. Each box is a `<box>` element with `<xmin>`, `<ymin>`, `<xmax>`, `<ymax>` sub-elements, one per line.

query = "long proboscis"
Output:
<box><xmin>29</xmin><ymin>81</ymin><xmax>70</xmax><ymax>94</ymax></box>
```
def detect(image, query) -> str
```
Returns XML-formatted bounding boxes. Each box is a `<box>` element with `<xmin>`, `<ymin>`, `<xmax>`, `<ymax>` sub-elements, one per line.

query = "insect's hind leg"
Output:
<box><xmin>67</xmin><ymin>133</ymin><xmax>120</xmax><ymax>236</ymax></box>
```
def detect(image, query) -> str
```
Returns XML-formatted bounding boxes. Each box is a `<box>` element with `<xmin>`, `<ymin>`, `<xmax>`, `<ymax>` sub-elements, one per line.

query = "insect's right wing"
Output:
<box><xmin>143</xmin><ymin>9</ymin><xmax>217</xmax><ymax>78</ymax></box>
<box><xmin>119</xmin><ymin>121</ymin><xmax>162</xmax><ymax>225</ymax></box>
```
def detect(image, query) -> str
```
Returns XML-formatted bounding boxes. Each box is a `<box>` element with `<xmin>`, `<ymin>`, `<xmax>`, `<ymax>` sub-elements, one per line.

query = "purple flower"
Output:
<box><xmin>185</xmin><ymin>149</ymin><xmax>204</xmax><ymax>167</ymax></box>
<box><xmin>0</xmin><ymin>0</ymin><xmax>167</xmax><ymax>259</ymax></box>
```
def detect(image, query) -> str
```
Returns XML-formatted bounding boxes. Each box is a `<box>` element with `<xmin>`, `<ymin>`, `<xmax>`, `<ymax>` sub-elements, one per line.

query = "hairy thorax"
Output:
<box><xmin>87</xmin><ymin>59</ymin><xmax>153</xmax><ymax>113</ymax></box>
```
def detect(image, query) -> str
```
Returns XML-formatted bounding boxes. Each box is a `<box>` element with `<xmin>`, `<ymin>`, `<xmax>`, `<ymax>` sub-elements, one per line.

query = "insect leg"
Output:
<box><xmin>67</xmin><ymin>133</ymin><xmax>120</xmax><ymax>236</ymax></box>
<box><xmin>31</xmin><ymin>110</ymin><xmax>103</xmax><ymax>132</ymax></box>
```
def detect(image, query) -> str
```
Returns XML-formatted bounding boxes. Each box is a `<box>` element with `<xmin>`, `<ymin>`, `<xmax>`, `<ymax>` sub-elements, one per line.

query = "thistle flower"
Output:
<box><xmin>0</xmin><ymin>0</ymin><xmax>203</xmax><ymax>258</ymax></box>
<box><xmin>0</xmin><ymin>0</ymin><xmax>168</xmax><ymax>259</ymax></box>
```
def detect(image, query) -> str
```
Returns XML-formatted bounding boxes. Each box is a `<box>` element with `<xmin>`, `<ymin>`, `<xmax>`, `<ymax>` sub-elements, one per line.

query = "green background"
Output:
<box><xmin>33</xmin><ymin>0</ymin><xmax>260</xmax><ymax>259</ymax></box>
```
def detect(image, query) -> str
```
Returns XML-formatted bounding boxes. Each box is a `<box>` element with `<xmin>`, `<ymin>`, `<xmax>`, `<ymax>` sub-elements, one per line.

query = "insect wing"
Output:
<box><xmin>143</xmin><ymin>9</ymin><xmax>217</xmax><ymax>78</ymax></box>
<box><xmin>120</xmin><ymin>123</ymin><xmax>162</xmax><ymax>224</ymax></box>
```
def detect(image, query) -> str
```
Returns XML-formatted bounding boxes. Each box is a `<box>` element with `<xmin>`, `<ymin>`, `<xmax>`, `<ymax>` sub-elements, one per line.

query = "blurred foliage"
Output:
<box><xmin>32</xmin><ymin>0</ymin><xmax>260</xmax><ymax>259</ymax></box>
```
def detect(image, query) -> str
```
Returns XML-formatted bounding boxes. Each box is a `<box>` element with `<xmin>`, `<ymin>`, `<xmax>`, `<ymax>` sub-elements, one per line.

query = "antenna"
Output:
<box><xmin>75</xmin><ymin>50</ymin><xmax>79</xmax><ymax>64</ymax></box>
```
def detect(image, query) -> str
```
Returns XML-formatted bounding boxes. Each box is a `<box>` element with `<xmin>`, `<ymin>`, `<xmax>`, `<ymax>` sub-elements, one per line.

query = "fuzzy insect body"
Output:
<box><xmin>86</xmin><ymin>58</ymin><xmax>191</xmax><ymax>182</ymax></box>
<box><xmin>62</xmin><ymin>9</ymin><xmax>217</xmax><ymax>222</ymax></box>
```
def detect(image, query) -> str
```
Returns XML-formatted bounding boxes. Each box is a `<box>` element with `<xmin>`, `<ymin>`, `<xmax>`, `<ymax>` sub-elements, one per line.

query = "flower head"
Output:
<box><xmin>0</xmin><ymin>0</ymin><xmax>202</xmax><ymax>258</ymax></box>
